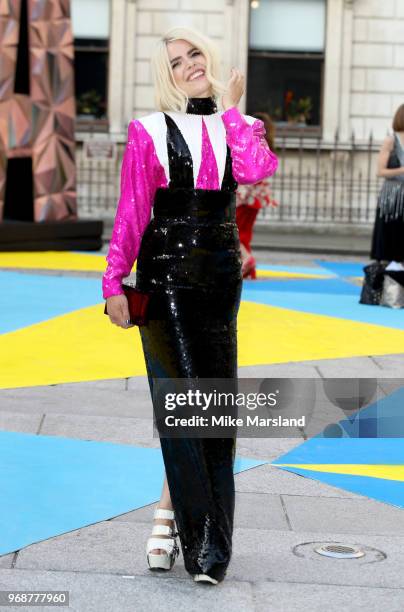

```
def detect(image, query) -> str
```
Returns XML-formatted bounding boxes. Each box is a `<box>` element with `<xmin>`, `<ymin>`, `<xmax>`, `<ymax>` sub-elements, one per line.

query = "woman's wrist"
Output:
<box><xmin>222</xmin><ymin>103</ymin><xmax>238</xmax><ymax>112</ymax></box>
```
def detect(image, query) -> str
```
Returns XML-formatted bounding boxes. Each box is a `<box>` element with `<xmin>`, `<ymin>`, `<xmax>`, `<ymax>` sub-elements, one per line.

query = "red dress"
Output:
<box><xmin>236</xmin><ymin>179</ymin><xmax>278</xmax><ymax>277</ymax></box>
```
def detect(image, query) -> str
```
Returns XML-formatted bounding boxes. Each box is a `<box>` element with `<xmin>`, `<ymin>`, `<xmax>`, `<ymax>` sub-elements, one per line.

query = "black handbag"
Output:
<box><xmin>359</xmin><ymin>262</ymin><xmax>387</xmax><ymax>305</ymax></box>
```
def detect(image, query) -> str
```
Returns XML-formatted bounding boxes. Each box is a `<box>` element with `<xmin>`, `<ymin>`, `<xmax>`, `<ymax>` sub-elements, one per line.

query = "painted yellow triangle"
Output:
<box><xmin>237</xmin><ymin>301</ymin><xmax>404</xmax><ymax>366</ymax></box>
<box><xmin>0</xmin><ymin>251</ymin><xmax>137</xmax><ymax>273</ymax></box>
<box><xmin>2</xmin><ymin>300</ymin><xmax>404</xmax><ymax>388</ymax></box>
<box><xmin>0</xmin><ymin>304</ymin><xmax>146</xmax><ymax>388</ymax></box>
<box><xmin>273</xmin><ymin>463</ymin><xmax>404</xmax><ymax>482</ymax></box>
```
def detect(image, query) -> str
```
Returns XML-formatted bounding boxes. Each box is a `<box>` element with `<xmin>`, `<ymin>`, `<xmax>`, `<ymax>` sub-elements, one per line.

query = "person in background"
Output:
<box><xmin>236</xmin><ymin>111</ymin><xmax>279</xmax><ymax>279</ymax></box>
<box><xmin>370</xmin><ymin>103</ymin><xmax>404</xmax><ymax>263</ymax></box>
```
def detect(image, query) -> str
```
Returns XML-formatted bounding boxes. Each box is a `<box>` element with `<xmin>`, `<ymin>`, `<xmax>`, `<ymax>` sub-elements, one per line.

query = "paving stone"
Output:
<box><xmin>15</xmin><ymin>519</ymin><xmax>404</xmax><ymax>589</ymax></box>
<box><xmin>377</xmin><ymin>378</ymin><xmax>404</xmax><ymax>395</ymax></box>
<box><xmin>235</xmin><ymin>436</ymin><xmax>304</xmax><ymax>462</ymax></box>
<box><xmin>110</xmin><ymin>503</ymin><xmax>158</xmax><ymax>524</ymax></box>
<box><xmin>40</xmin><ymin>413</ymin><xmax>160</xmax><ymax>447</ymax></box>
<box><xmin>282</xmin><ymin>494</ymin><xmax>404</xmax><ymax>535</ymax></box>
<box><xmin>127</xmin><ymin>377</ymin><xmax>152</xmax><ymax>392</ymax></box>
<box><xmin>0</xmin><ymin>411</ymin><xmax>42</xmax><ymax>433</ymax></box>
<box><xmin>0</xmin><ymin>553</ymin><xmax>14</xmax><ymax>569</ymax></box>
<box><xmin>252</xmin><ymin>581</ymin><xmax>404</xmax><ymax>612</ymax></box>
<box><xmin>12</xmin><ymin>522</ymin><xmax>404</xmax><ymax>589</ymax></box>
<box><xmin>238</xmin><ymin>364</ymin><xmax>320</xmax><ymax>378</ymax></box>
<box><xmin>234</xmin><ymin>463</ymin><xmax>362</xmax><ymax>499</ymax></box>
<box><xmin>372</xmin><ymin>354</ymin><xmax>404</xmax><ymax>371</ymax></box>
<box><xmin>233</xmin><ymin>492</ymin><xmax>289</xmax><ymax>530</ymax></box>
<box><xmin>0</xmin><ymin>388</ymin><xmax>153</xmax><ymax>420</ymax></box>
<box><xmin>315</xmin><ymin>357</ymin><xmax>383</xmax><ymax>378</ymax></box>
<box><xmin>0</xmin><ymin>568</ymin><xmax>254</xmax><ymax>612</ymax></box>
<box><xmin>54</xmin><ymin>379</ymin><xmax>127</xmax><ymax>390</ymax></box>
<box><xmin>15</xmin><ymin>521</ymin><xmax>188</xmax><ymax>578</ymax></box>
<box><xmin>0</xmin><ymin>379</ymin><xmax>126</xmax><ymax>395</ymax></box>
<box><xmin>227</xmin><ymin>528</ymin><xmax>404</xmax><ymax>588</ymax></box>
<box><xmin>110</xmin><ymin>493</ymin><xmax>289</xmax><ymax>531</ymax></box>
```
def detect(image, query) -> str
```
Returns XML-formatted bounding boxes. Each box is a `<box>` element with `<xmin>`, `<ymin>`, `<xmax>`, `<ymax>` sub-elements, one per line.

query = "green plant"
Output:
<box><xmin>286</xmin><ymin>92</ymin><xmax>312</xmax><ymax>122</ymax></box>
<box><xmin>76</xmin><ymin>89</ymin><xmax>104</xmax><ymax>117</ymax></box>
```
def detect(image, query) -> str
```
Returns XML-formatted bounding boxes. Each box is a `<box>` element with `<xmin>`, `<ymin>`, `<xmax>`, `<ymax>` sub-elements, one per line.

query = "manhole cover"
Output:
<box><xmin>314</xmin><ymin>544</ymin><xmax>365</xmax><ymax>559</ymax></box>
<box><xmin>293</xmin><ymin>541</ymin><xmax>386</xmax><ymax>564</ymax></box>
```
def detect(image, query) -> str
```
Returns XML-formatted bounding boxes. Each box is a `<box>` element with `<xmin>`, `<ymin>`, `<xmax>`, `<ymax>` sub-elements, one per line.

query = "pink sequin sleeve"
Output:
<box><xmin>102</xmin><ymin>119</ymin><xmax>167</xmax><ymax>299</ymax></box>
<box><xmin>221</xmin><ymin>106</ymin><xmax>278</xmax><ymax>184</ymax></box>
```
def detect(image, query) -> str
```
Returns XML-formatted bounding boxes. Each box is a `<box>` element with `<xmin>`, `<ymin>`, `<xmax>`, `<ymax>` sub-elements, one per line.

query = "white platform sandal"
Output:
<box><xmin>193</xmin><ymin>574</ymin><xmax>219</xmax><ymax>585</ymax></box>
<box><xmin>146</xmin><ymin>507</ymin><xmax>179</xmax><ymax>571</ymax></box>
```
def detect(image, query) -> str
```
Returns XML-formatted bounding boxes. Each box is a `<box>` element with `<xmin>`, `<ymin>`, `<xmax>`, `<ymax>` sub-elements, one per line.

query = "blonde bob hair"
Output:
<box><xmin>151</xmin><ymin>26</ymin><xmax>227</xmax><ymax>113</ymax></box>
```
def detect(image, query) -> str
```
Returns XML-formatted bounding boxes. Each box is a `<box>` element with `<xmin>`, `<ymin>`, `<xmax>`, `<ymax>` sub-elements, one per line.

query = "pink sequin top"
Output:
<box><xmin>102</xmin><ymin>106</ymin><xmax>278</xmax><ymax>298</ymax></box>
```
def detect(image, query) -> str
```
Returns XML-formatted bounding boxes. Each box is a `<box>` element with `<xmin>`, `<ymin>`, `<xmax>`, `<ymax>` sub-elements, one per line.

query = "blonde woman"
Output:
<box><xmin>103</xmin><ymin>26</ymin><xmax>278</xmax><ymax>585</ymax></box>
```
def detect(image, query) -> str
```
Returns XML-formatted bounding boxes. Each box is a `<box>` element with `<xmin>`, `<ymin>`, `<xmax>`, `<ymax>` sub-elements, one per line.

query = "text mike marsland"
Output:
<box><xmin>164</xmin><ymin>415</ymin><xmax>306</xmax><ymax>427</ymax></box>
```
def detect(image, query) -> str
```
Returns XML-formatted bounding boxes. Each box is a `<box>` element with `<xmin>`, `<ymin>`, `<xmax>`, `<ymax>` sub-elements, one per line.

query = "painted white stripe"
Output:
<box><xmin>137</xmin><ymin>112</ymin><xmax>169</xmax><ymax>184</ymax></box>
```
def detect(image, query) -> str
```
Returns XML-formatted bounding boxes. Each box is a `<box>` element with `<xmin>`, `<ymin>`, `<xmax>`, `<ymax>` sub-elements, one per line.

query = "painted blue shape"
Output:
<box><xmin>0</xmin><ymin>431</ymin><xmax>266</xmax><ymax>555</ymax></box>
<box><xmin>243</xmin><ymin>278</ymin><xmax>359</xmax><ymax>295</ymax></box>
<box><xmin>257</xmin><ymin>264</ymin><xmax>333</xmax><ymax>277</ymax></box>
<box><xmin>0</xmin><ymin>271</ymin><xmax>103</xmax><ymax>334</ymax></box>
<box><xmin>242</xmin><ymin>287</ymin><xmax>404</xmax><ymax>330</ymax></box>
<box><xmin>276</xmin><ymin>466</ymin><xmax>404</xmax><ymax>509</ymax></box>
<box><xmin>271</xmin><ymin>389</ymin><xmax>404</xmax><ymax>507</ymax></box>
<box><xmin>320</xmin><ymin>386</ymin><xmax>404</xmax><ymax>439</ymax></box>
<box><xmin>315</xmin><ymin>260</ymin><xmax>366</xmax><ymax>277</ymax></box>
<box><xmin>272</xmin><ymin>437</ymin><xmax>404</xmax><ymax>466</ymax></box>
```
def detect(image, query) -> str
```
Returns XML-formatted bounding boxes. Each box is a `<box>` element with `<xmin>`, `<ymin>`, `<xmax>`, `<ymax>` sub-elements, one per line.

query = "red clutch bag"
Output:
<box><xmin>104</xmin><ymin>283</ymin><xmax>150</xmax><ymax>326</ymax></box>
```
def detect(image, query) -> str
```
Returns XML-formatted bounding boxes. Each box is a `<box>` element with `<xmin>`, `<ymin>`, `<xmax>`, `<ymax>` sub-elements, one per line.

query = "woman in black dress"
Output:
<box><xmin>371</xmin><ymin>103</ymin><xmax>404</xmax><ymax>262</ymax></box>
<box><xmin>103</xmin><ymin>26</ymin><xmax>278</xmax><ymax>584</ymax></box>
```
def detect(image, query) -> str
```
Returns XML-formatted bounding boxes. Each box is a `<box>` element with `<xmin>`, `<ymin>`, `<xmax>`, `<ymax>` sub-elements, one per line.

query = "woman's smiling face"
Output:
<box><xmin>167</xmin><ymin>39</ymin><xmax>211</xmax><ymax>98</ymax></box>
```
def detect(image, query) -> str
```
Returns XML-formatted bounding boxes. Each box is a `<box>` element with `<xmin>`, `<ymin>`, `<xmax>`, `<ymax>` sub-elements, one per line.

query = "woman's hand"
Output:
<box><xmin>105</xmin><ymin>295</ymin><xmax>134</xmax><ymax>329</ymax></box>
<box><xmin>222</xmin><ymin>67</ymin><xmax>245</xmax><ymax>111</ymax></box>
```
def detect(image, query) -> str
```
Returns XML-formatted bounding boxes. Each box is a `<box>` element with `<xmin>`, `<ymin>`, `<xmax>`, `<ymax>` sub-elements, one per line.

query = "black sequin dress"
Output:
<box><xmin>371</xmin><ymin>132</ymin><xmax>404</xmax><ymax>262</ymax></box>
<box><xmin>136</xmin><ymin>98</ymin><xmax>241</xmax><ymax>582</ymax></box>
<box><xmin>102</xmin><ymin>95</ymin><xmax>278</xmax><ymax>582</ymax></box>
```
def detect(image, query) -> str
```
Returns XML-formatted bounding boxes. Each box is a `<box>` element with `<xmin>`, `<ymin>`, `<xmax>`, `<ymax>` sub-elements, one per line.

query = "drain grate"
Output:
<box><xmin>293</xmin><ymin>541</ymin><xmax>385</xmax><ymax>563</ymax></box>
<box><xmin>314</xmin><ymin>544</ymin><xmax>365</xmax><ymax>559</ymax></box>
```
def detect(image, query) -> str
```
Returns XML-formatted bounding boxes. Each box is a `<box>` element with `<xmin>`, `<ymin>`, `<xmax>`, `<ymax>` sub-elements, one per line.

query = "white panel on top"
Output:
<box><xmin>137</xmin><ymin>112</ymin><xmax>169</xmax><ymax>185</ymax></box>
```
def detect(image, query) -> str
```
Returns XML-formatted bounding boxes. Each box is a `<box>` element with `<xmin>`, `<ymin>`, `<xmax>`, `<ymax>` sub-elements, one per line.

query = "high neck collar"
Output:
<box><xmin>186</xmin><ymin>96</ymin><xmax>217</xmax><ymax>115</ymax></box>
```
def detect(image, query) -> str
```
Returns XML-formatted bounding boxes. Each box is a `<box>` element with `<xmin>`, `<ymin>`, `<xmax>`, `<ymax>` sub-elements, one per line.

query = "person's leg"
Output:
<box><xmin>237</xmin><ymin>206</ymin><xmax>260</xmax><ymax>278</ymax></box>
<box><xmin>140</xmin><ymin>323</ymin><xmax>175</xmax><ymax>556</ymax></box>
<box><xmin>149</xmin><ymin>475</ymin><xmax>174</xmax><ymax>555</ymax></box>
<box><xmin>139</xmin><ymin>285</ymin><xmax>241</xmax><ymax>582</ymax></box>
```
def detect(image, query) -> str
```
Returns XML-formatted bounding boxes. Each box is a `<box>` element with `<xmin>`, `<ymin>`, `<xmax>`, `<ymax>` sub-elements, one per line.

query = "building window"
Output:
<box><xmin>71</xmin><ymin>0</ymin><xmax>110</xmax><ymax>127</ymax></box>
<box><xmin>247</xmin><ymin>0</ymin><xmax>326</xmax><ymax>134</ymax></box>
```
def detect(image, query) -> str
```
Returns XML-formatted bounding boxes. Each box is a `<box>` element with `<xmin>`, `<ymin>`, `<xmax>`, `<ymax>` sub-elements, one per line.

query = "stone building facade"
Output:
<box><xmin>75</xmin><ymin>0</ymin><xmax>404</xmax><ymax>142</ymax></box>
<box><xmin>73</xmin><ymin>0</ymin><xmax>404</xmax><ymax>226</ymax></box>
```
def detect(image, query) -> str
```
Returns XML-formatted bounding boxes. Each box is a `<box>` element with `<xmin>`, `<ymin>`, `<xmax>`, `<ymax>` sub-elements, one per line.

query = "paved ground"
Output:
<box><xmin>1</xmin><ymin>251</ymin><xmax>403</xmax><ymax>611</ymax></box>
